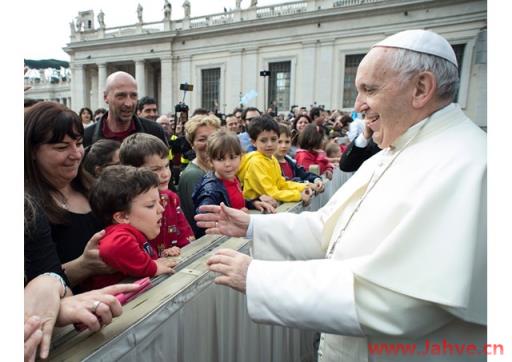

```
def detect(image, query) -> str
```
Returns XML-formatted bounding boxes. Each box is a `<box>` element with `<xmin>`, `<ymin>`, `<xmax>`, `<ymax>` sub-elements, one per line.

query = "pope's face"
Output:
<box><xmin>354</xmin><ymin>47</ymin><xmax>416</xmax><ymax>148</ymax></box>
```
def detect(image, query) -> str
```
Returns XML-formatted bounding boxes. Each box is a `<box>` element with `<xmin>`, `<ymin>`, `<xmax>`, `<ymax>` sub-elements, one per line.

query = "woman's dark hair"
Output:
<box><xmin>25</xmin><ymin>101</ymin><xmax>86</xmax><ymax>224</ymax></box>
<box><xmin>291</xmin><ymin>114</ymin><xmax>312</xmax><ymax>146</ymax></box>
<box><xmin>81</xmin><ymin>139</ymin><xmax>121</xmax><ymax>190</ymax></box>
<box><xmin>298</xmin><ymin>123</ymin><xmax>325</xmax><ymax>151</ymax></box>
<box><xmin>79</xmin><ymin>107</ymin><xmax>93</xmax><ymax>121</ymax></box>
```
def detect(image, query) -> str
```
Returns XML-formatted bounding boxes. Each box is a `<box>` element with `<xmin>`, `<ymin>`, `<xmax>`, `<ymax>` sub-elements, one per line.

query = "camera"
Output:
<box><xmin>175</xmin><ymin>102</ymin><xmax>189</xmax><ymax>113</ymax></box>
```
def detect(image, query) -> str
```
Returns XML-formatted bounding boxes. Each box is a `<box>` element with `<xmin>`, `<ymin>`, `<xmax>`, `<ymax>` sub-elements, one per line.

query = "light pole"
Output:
<box><xmin>259</xmin><ymin>70</ymin><xmax>270</xmax><ymax>111</ymax></box>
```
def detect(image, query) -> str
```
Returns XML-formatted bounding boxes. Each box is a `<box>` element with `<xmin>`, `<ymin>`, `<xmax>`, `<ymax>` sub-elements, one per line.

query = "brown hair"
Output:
<box><xmin>278</xmin><ymin>123</ymin><xmax>292</xmax><ymax>138</ymax></box>
<box><xmin>89</xmin><ymin>165</ymin><xmax>159</xmax><ymax>225</ymax></box>
<box><xmin>325</xmin><ymin>143</ymin><xmax>341</xmax><ymax>158</ymax></box>
<box><xmin>207</xmin><ymin>129</ymin><xmax>242</xmax><ymax>161</ymax></box>
<box><xmin>298</xmin><ymin>123</ymin><xmax>325</xmax><ymax>151</ymax></box>
<box><xmin>119</xmin><ymin>133</ymin><xmax>168</xmax><ymax>167</ymax></box>
<box><xmin>24</xmin><ymin>101</ymin><xmax>86</xmax><ymax>224</ymax></box>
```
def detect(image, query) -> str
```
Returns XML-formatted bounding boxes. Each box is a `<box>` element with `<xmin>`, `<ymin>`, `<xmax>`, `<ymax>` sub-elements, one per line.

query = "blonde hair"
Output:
<box><xmin>184</xmin><ymin>114</ymin><xmax>221</xmax><ymax>144</ymax></box>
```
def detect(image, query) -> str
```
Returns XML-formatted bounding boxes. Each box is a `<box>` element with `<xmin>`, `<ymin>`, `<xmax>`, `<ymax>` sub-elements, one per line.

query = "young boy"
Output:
<box><xmin>238</xmin><ymin>115</ymin><xmax>312</xmax><ymax>203</ymax></box>
<box><xmin>120</xmin><ymin>133</ymin><xmax>195</xmax><ymax>257</ymax></box>
<box><xmin>192</xmin><ymin>130</ymin><xmax>275</xmax><ymax>237</ymax></box>
<box><xmin>275</xmin><ymin>124</ymin><xmax>324</xmax><ymax>193</ymax></box>
<box><xmin>85</xmin><ymin>165</ymin><xmax>177</xmax><ymax>290</ymax></box>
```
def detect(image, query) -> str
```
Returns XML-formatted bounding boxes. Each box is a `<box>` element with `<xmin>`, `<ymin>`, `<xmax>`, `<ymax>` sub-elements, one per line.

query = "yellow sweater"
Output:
<box><xmin>237</xmin><ymin>151</ymin><xmax>305</xmax><ymax>202</ymax></box>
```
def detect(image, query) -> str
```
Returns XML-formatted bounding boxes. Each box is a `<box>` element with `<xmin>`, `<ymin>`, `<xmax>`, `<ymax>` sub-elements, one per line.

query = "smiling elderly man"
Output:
<box><xmin>197</xmin><ymin>30</ymin><xmax>486</xmax><ymax>362</ymax></box>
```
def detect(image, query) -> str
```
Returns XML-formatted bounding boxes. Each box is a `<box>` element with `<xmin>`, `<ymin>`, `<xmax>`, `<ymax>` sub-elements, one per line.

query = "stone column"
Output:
<box><xmin>227</xmin><ymin>50</ymin><xmax>243</xmax><ymax>109</ymax></box>
<box><xmin>299</xmin><ymin>41</ymin><xmax>316</xmax><ymax>107</ymax></box>
<box><xmin>160</xmin><ymin>55</ymin><xmax>173</xmax><ymax>114</ymax></box>
<box><xmin>70</xmin><ymin>64</ymin><xmax>86</xmax><ymax>112</ymax></box>
<box><xmin>241</xmin><ymin>48</ymin><xmax>258</xmax><ymax>108</ymax></box>
<box><xmin>179</xmin><ymin>55</ymin><xmax>192</xmax><ymax>107</ymax></box>
<box><xmin>135</xmin><ymin>60</ymin><xmax>147</xmax><ymax>97</ymax></box>
<box><xmin>315</xmin><ymin>39</ymin><xmax>334</xmax><ymax>109</ymax></box>
<box><xmin>97</xmin><ymin>62</ymin><xmax>107</xmax><ymax>108</ymax></box>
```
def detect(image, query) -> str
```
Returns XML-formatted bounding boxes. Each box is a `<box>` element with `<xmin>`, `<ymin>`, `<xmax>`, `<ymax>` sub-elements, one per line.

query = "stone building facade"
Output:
<box><xmin>63</xmin><ymin>0</ymin><xmax>486</xmax><ymax>125</ymax></box>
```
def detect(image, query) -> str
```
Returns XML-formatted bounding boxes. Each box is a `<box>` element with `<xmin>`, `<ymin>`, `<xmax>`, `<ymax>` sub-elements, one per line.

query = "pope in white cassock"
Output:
<box><xmin>196</xmin><ymin>29</ymin><xmax>486</xmax><ymax>362</ymax></box>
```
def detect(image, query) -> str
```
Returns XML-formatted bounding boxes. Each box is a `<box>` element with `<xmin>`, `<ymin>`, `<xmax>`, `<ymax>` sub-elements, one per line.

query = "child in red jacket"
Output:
<box><xmin>295</xmin><ymin>124</ymin><xmax>334</xmax><ymax>180</ymax></box>
<box><xmin>120</xmin><ymin>133</ymin><xmax>195</xmax><ymax>257</ymax></box>
<box><xmin>84</xmin><ymin>165</ymin><xmax>177</xmax><ymax>290</ymax></box>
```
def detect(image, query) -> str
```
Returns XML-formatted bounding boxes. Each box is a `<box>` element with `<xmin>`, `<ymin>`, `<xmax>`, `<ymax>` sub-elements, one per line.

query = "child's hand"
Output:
<box><xmin>162</xmin><ymin>246</ymin><xmax>181</xmax><ymax>257</ymax></box>
<box><xmin>253</xmin><ymin>200</ymin><xmax>276</xmax><ymax>214</ymax></box>
<box><xmin>313</xmin><ymin>178</ymin><xmax>325</xmax><ymax>193</ymax></box>
<box><xmin>155</xmin><ymin>257</ymin><xmax>177</xmax><ymax>276</ymax></box>
<box><xmin>240</xmin><ymin>207</ymin><xmax>250</xmax><ymax>214</ymax></box>
<box><xmin>259</xmin><ymin>195</ymin><xmax>278</xmax><ymax>208</ymax></box>
<box><xmin>325</xmin><ymin>170</ymin><xmax>333</xmax><ymax>180</ymax></box>
<box><xmin>301</xmin><ymin>188</ymin><xmax>313</xmax><ymax>206</ymax></box>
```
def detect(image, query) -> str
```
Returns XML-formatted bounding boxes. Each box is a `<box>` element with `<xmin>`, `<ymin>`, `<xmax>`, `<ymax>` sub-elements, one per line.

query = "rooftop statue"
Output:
<box><xmin>183</xmin><ymin>0</ymin><xmax>191</xmax><ymax>18</ymax></box>
<box><xmin>98</xmin><ymin>10</ymin><xmax>105</xmax><ymax>29</ymax></box>
<box><xmin>137</xmin><ymin>3</ymin><xmax>143</xmax><ymax>23</ymax></box>
<box><xmin>164</xmin><ymin>0</ymin><xmax>172</xmax><ymax>20</ymax></box>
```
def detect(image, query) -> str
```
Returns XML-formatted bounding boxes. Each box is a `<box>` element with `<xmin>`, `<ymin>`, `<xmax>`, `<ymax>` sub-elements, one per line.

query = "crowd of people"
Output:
<box><xmin>24</xmin><ymin>29</ymin><xmax>486</xmax><ymax>362</ymax></box>
<box><xmin>24</xmin><ymin>67</ymin><xmax>372</xmax><ymax>360</ymax></box>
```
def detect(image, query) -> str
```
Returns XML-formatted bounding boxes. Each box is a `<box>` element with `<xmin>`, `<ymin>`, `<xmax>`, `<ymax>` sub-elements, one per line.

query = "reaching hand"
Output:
<box><xmin>253</xmin><ymin>200</ymin><xmax>276</xmax><ymax>214</ymax></box>
<box><xmin>313</xmin><ymin>178</ymin><xmax>325</xmax><ymax>193</ymax></box>
<box><xmin>57</xmin><ymin>283</ymin><xmax>141</xmax><ymax>330</ymax></box>
<box><xmin>258</xmin><ymin>195</ymin><xmax>278</xmax><ymax>208</ymax></box>
<box><xmin>195</xmin><ymin>202</ymin><xmax>250</xmax><ymax>237</ymax></box>
<box><xmin>162</xmin><ymin>246</ymin><xmax>181</xmax><ymax>257</ymax></box>
<box><xmin>207</xmin><ymin>249</ymin><xmax>252</xmax><ymax>293</ymax></box>
<box><xmin>24</xmin><ymin>316</ymin><xmax>43</xmax><ymax>362</ymax></box>
<box><xmin>155</xmin><ymin>258</ymin><xmax>178</xmax><ymax>275</ymax></box>
<box><xmin>80</xmin><ymin>230</ymin><xmax>117</xmax><ymax>275</ymax></box>
<box><xmin>24</xmin><ymin>275</ymin><xmax>62</xmax><ymax>360</ymax></box>
<box><xmin>301</xmin><ymin>188</ymin><xmax>312</xmax><ymax>205</ymax></box>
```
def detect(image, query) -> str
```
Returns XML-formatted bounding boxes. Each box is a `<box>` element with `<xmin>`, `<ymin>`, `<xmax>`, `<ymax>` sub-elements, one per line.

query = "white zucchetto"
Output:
<box><xmin>373</xmin><ymin>29</ymin><xmax>458</xmax><ymax>67</ymax></box>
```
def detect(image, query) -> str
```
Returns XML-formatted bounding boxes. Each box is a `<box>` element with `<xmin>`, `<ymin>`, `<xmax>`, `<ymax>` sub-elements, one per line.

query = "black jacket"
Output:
<box><xmin>84</xmin><ymin>113</ymin><xmax>168</xmax><ymax>147</ymax></box>
<box><xmin>339</xmin><ymin>138</ymin><xmax>380</xmax><ymax>172</ymax></box>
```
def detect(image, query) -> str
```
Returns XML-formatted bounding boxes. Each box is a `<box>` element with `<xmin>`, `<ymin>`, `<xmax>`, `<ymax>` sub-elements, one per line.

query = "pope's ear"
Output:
<box><xmin>113</xmin><ymin>211</ymin><xmax>130</xmax><ymax>224</ymax></box>
<box><xmin>412</xmin><ymin>71</ymin><xmax>437</xmax><ymax>109</ymax></box>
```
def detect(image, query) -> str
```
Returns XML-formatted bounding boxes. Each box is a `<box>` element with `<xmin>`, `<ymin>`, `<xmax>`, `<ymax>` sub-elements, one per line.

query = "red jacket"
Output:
<box><xmin>294</xmin><ymin>149</ymin><xmax>334</xmax><ymax>175</ymax></box>
<box><xmin>82</xmin><ymin>224</ymin><xmax>158</xmax><ymax>291</ymax></box>
<box><xmin>151</xmin><ymin>189</ymin><xmax>194</xmax><ymax>256</ymax></box>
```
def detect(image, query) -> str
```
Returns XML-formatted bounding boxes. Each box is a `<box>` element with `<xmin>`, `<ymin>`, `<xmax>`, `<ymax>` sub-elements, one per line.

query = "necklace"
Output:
<box><xmin>52</xmin><ymin>194</ymin><xmax>69</xmax><ymax>210</ymax></box>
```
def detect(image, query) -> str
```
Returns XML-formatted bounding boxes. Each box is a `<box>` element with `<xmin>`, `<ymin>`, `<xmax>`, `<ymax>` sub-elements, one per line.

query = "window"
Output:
<box><xmin>201</xmin><ymin>68</ymin><xmax>221</xmax><ymax>111</ymax></box>
<box><xmin>268</xmin><ymin>61</ymin><xmax>291</xmax><ymax>113</ymax></box>
<box><xmin>342</xmin><ymin>54</ymin><xmax>365</xmax><ymax>108</ymax></box>
<box><xmin>451</xmin><ymin>43</ymin><xmax>465</xmax><ymax>102</ymax></box>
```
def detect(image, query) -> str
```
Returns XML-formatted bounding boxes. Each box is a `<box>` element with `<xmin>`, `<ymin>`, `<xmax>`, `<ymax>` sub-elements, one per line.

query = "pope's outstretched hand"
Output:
<box><xmin>207</xmin><ymin>249</ymin><xmax>252</xmax><ymax>293</ymax></box>
<box><xmin>195</xmin><ymin>203</ymin><xmax>250</xmax><ymax>237</ymax></box>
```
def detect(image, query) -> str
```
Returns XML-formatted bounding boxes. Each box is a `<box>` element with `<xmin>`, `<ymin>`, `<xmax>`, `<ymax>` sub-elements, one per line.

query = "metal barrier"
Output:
<box><xmin>49</xmin><ymin>169</ymin><xmax>353</xmax><ymax>362</ymax></box>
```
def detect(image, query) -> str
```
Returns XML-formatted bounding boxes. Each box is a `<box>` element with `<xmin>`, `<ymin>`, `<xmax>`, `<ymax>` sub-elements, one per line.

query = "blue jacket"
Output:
<box><xmin>192</xmin><ymin>172</ymin><xmax>255</xmax><ymax>237</ymax></box>
<box><xmin>282</xmin><ymin>155</ymin><xmax>321</xmax><ymax>183</ymax></box>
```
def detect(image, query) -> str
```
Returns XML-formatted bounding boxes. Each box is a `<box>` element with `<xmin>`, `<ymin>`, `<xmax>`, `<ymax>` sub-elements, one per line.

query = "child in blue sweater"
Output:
<box><xmin>192</xmin><ymin>129</ymin><xmax>275</xmax><ymax>236</ymax></box>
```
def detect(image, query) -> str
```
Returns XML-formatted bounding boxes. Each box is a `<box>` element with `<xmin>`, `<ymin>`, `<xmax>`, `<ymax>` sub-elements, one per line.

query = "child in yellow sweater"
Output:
<box><xmin>237</xmin><ymin>115</ymin><xmax>312</xmax><ymax>203</ymax></box>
